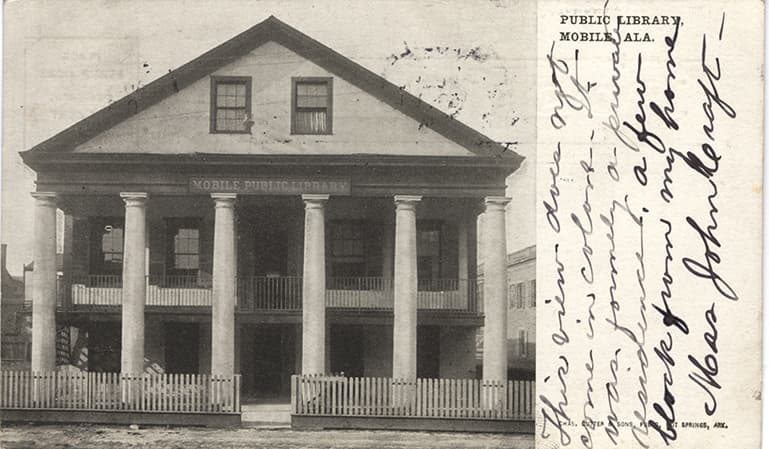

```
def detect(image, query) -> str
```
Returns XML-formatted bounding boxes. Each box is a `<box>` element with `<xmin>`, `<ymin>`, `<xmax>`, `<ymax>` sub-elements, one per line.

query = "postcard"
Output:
<box><xmin>0</xmin><ymin>1</ymin><xmax>762</xmax><ymax>448</ymax></box>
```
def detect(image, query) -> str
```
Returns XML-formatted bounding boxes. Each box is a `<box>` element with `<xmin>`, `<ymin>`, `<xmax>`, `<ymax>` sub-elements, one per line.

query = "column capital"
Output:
<box><xmin>394</xmin><ymin>195</ymin><xmax>422</xmax><ymax>210</ymax></box>
<box><xmin>484</xmin><ymin>196</ymin><xmax>511</xmax><ymax>212</ymax></box>
<box><xmin>120</xmin><ymin>192</ymin><xmax>148</xmax><ymax>207</ymax></box>
<box><xmin>302</xmin><ymin>194</ymin><xmax>329</xmax><ymax>209</ymax></box>
<box><xmin>211</xmin><ymin>193</ymin><xmax>237</xmax><ymax>208</ymax></box>
<box><xmin>31</xmin><ymin>192</ymin><xmax>57</xmax><ymax>206</ymax></box>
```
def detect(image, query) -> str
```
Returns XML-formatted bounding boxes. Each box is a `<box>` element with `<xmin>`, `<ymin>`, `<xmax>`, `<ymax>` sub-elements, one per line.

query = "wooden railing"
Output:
<box><xmin>68</xmin><ymin>275</ymin><xmax>213</xmax><ymax>307</ymax></box>
<box><xmin>326</xmin><ymin>277</ymin><xmax>392</xmax><ymax>310</ymax></box>
<box><xmin>147</xmin><ymin>275</ymin><xmax>212</xmax><ymax>306</ymax></box>
<box><xmin>0</xmin><ymin>371</ymin><xmax>241</xmax><ymax>413</ymax></box>
<box><xmin>291</xmin><ymin>375</ymin><xmax>533</xmax><ymax>420</ymax></box>
<box><xmin>237</xmin><ymin>276</ymin><xmax>302</xmax><ymax>311</ymax></box>
<box><xmin>70</xmin><ymin>275</ymin><xmax>123</xmax><ymax>306</ymax></box>
<box><xmin>417</xmin><ymin>279</ymin><xmax>479</xmax><ymax>311</ymax></box>
<box><xmin>60</xmin><ymin>274</ymin><xmax>481</xmax><ymax>314</ymax></box>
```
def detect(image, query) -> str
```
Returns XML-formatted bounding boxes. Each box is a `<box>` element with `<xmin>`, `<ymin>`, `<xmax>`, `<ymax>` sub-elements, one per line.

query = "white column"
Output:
<box><xmin>482</xmin><ymin>196</ymin><xmax>511</xmax><ymax>382</ymax></box>
<box><xmin>392</xmin><ymin>195</ymin><xmax>421</xmax><ymax>381</ymax></box>
<box><xmin>30</xmin><ymin>192</ymin><xmax>58</xmax><ymax>373</ymax></box>
<box><xmin>211</xmin><ymin>193</ymin><xmax>237</xmax><ymax>377</ymax></box>
<box><xmin>458</xmin><ymin>214</ymin><xmax>469</xmax><ymax>309</ymax></box>
<box><xmin>120</xmin><ymin>192</ymin><xmax>148</xmax><ymax>374</ymax></box>
<box><xmin>301</xmin><ymin>194</ymin><xmax>329</xmax><ymax>375</ymax></box>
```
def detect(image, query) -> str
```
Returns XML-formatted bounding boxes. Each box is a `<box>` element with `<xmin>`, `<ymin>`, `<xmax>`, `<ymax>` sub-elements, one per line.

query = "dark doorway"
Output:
<box><xmin>329</xmin><ymin>325</ymin><xmax>364</xmax><ymax>377</ymax></box>
<box><xmin>241</xmin><ymin>325</ymin><xmax>296</xmax><ymax>400</ymax></box>
<box><xmin>417</xmin><ymin>325</ymin><xmax>441</xmax><ymax>378</ymax></box>
<box><xmin>253</xmin><ymin>227</ymin><xmax>288</xmax><ymax>276</ymax></box>
<box><xmin>87</xmin><ymin>322</ymin><xmax>121</xmax><ymax>372</ymax></box>
<box><xmin>165</xmin><ymin>323</ymin><xmax>200</xmax><ymax>374</ymax></box>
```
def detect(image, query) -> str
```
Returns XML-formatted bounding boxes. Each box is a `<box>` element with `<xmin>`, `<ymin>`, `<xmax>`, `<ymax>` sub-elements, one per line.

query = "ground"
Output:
<box><xmin>0</xmin><ymin>424</ymin><xmax>533</xmax><ymax>449</ymax></box>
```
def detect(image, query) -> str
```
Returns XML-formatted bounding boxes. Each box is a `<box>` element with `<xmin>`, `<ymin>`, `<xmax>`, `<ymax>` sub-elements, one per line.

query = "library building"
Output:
<box><xmin>8</xmin><ymin>17</ymin><xmax>532</xmax><ymax>430</ymax></box>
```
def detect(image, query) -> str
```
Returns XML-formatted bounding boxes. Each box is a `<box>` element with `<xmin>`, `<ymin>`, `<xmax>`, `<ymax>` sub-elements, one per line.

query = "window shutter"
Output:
<box><xmin>530</xmin><ymin>279</ymin><xmax>537</xmax><ymax>307</ymax></box>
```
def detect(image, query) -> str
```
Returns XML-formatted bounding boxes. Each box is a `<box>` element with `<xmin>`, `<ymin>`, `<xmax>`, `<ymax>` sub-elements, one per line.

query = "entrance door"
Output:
<box><xmin>242</xmin><ymin>325</ymin><xmax>296</xmax><ymax>399</ymax></box>
<box><xmin>165</xmin><ymin>323</ymin><xmax>200</xmax><ymax>374</ymax></box>
<box><xmin>329</xmin><ymin>325</ymin><xmax>364</xmax><ymax>377</ymax></box>
<box><xmin>417</xmin><ymin>325</ymin><xmax>440</xmax><ymax>378</ymax></box>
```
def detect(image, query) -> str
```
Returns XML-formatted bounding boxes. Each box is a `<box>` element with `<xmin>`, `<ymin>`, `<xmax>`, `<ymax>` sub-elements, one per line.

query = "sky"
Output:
<box><xmin>1</xmin><ymin>0</ymin><xmax>536</xmax><ymax>275</ymax></box>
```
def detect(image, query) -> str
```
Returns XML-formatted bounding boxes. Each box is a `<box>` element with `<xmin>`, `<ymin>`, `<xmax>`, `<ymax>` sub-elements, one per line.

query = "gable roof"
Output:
<box><xmin>20</xmin><ymin>16</ymin><xmax>522</xmax><ymax>167</ymax></box>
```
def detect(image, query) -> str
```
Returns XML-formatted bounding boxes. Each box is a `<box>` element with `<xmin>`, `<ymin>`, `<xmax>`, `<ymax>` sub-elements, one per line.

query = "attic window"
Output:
<box><xmin>210</xmin><ymin>76</ymin><xmax>252</xmax><ymax>134</ymax></box>
<box><xmin>291</xmin><ymin>77</ymin><xmax>333</xmax><ymax>134</ymax></box>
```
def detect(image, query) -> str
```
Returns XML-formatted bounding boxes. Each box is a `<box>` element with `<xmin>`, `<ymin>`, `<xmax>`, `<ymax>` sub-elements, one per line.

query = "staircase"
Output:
<box><xmin>240</xmin><ymin>403</ymin><xmax>291</xmax><ymax>427</ymax></box>
<box><xmin>55</xmin><ymin>326</ymin><xmax>71</xmax><ymax>364</ymax></box>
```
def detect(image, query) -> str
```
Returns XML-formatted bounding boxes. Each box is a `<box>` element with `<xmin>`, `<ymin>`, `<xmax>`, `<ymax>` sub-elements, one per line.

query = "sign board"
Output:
<box><xmin>188</xmin><ymin>178</ymin><xmax>351</xmax><ymax>195</ymax></box>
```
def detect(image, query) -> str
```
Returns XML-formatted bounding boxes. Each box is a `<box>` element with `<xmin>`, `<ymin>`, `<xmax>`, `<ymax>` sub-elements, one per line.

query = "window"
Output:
<box><xmin>210</xmin><ymin>76</ymin><xmax>252</xmax><ymax>133</ymax></box>
<box><xmin>330</xmin><ymin>220</ymin><xmax>365</xmax><ymax>279</ymax></box>
<box><xmin>417</xmin><ymin>221</ymin><xmax>444</xmax><ymax>291</ymax></box>
<box><xmin>328</xmin><ymin>220</ymin><xmax>383</xmax><ymax>286</ymax></box>
<box><xmin>89</xmin><ymin>217</ymin><xmax>124</xmax><ymax>275</ymax></box>
<box><xmin>166</xmin><ymin>219</ymin><xmax>201</xmax><ymax>275</ymax></box>
<box><xmin>291</xmin><ymin>77</ymin><xmax>332</xmax><ymax>134</ymax></box>
<box><xmin>509</xmin><ymin>282</ymin><xmax>529</xmax><ymax>309</ymax></box>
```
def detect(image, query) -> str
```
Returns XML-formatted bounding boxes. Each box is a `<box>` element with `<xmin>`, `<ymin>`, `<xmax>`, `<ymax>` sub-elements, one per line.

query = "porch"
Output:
<box><xmin>55</xmin><ymin>275</ymin><xmax>482</xmax><ymax>313</ymax></box>
<box><xmin>29</xmin><ymin>190</ymin><xmax>511</xmax><ymax>413</ymax></box>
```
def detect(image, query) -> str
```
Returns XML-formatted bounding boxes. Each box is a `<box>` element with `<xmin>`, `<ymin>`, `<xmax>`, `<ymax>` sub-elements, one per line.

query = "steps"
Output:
<box><xmin>241</xmin><ymin>403</ymin><xmax>291</xmax><ymax>427</ymax></box>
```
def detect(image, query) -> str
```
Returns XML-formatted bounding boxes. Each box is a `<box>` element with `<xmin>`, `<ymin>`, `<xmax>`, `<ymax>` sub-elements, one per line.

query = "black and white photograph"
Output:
<box><xmin>0</xmin><ymin>1</ymin><xmax>537</xmax><ymax>447</ymax></box>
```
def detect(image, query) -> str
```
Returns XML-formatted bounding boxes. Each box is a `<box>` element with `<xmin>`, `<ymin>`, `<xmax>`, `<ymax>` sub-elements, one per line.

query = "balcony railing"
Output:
<box><xmin>326</xmin><ymin>277</ymin><xmax>392</xmax><ymax>310</ymax></box>
<box><xmin>69</xmin><ymin>275</ymin><xmax>123</xmax><ymax>306</ymax></box>
<box><xmin>67</xmin><ymin>275</ymin><xmax>213</xmax><ymax>307</ymax></box>
<box><xmin>417</xmin><ymin>278</ymin><xmax>477</xmax><ymax>311</ymax></box>
<box><xmin>237</xmin><ymin>276</ymin><xmax>302</xmax><ymax>311</ymax></box>
<box><xmin>146</xmin><ymin>275</ymin><xmax>212</xmax><ymax>306</ymax></box>
<box><xmin>59</xmin><ymin>275</ymin><xmax>481</xmax><ymax>314</ymax></box>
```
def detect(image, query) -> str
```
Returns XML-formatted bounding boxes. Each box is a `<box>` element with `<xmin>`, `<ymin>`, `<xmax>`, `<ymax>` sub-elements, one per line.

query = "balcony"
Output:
<box><xmin>326</xmin><ymin>277</ymin><xmax>392</xmax><ymax>310</ymax></box>
<box><xmin>55</xmin><ymin>275</ymin><xmax>482</xmax><ymax>314</ymax></box>
<box><xmin>63</xmin><ymin>275</ymin><xmax>213</xmax><ymax>307</ymax></box>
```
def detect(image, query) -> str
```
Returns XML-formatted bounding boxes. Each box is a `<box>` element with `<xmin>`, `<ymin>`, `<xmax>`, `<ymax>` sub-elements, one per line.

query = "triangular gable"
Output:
<box><xmin>21</xmin><ymin>16</ymin><xmax>521</xmax><ymax>165</ymax></box>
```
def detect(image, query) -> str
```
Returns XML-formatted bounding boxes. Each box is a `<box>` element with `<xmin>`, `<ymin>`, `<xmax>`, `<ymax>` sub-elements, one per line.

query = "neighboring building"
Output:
<box><xmin>1</xmin><ymin>245</ymin><xmax>30</xmax><ymax>370</ymax></box>
<box><xmin>18</xmin><ymin>16</ymin><xmax>524</xmax><ymax>406</ymax></box>
<box><xmin>506</xmin><ymin>245</ymin><xmax>535</xmax><ymax>379</ymax></box>
<box><xmin>474</xmin><ymin>244</ymin><xmax>536</xmax><ymax>381</ymax></box>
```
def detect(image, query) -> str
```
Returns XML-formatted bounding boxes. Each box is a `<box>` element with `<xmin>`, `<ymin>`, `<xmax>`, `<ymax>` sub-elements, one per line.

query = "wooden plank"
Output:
<box><xmin>354</xmin><ymin>377</ymin><xmax>359</xmax><ymax>416</ymax></box>
<box><xmin>343</xmin><ymin>376</ymin><xmax>349</xmax><ymax>416</ymax></box>
<box><xmin>416</xmin><ymin>378</ymin><xmax>422</xmax><ymax>417</ymax></box>
<box><xmin>19</xmin><ymin>372</ymin><xmax>25</xmax><ymax>408</ymax></box>
<box><xmin>195</xmin><ymin>374</ymin><xmax>200</xmax><ymax>413</ymax></box>
<box><xmin>321</xmin><ymin>377</ymin><xmax>327</xmax><ymax>416</ymax></box>
<box><xmin>526</xmin><ymin>380</ymin><xmax>533</xmax><ymax>418</ymax></box>
<box><xmin>8</xmin><ymin>371</ymin><xmax>13</xmax><ymax>408</ymax></box>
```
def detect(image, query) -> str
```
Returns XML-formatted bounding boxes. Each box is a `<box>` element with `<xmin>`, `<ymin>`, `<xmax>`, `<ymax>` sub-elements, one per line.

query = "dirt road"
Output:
<box><xmin>0</xmin><ymin>424</ymin><xmax>534</xmax><ymax>449</ymax></box>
